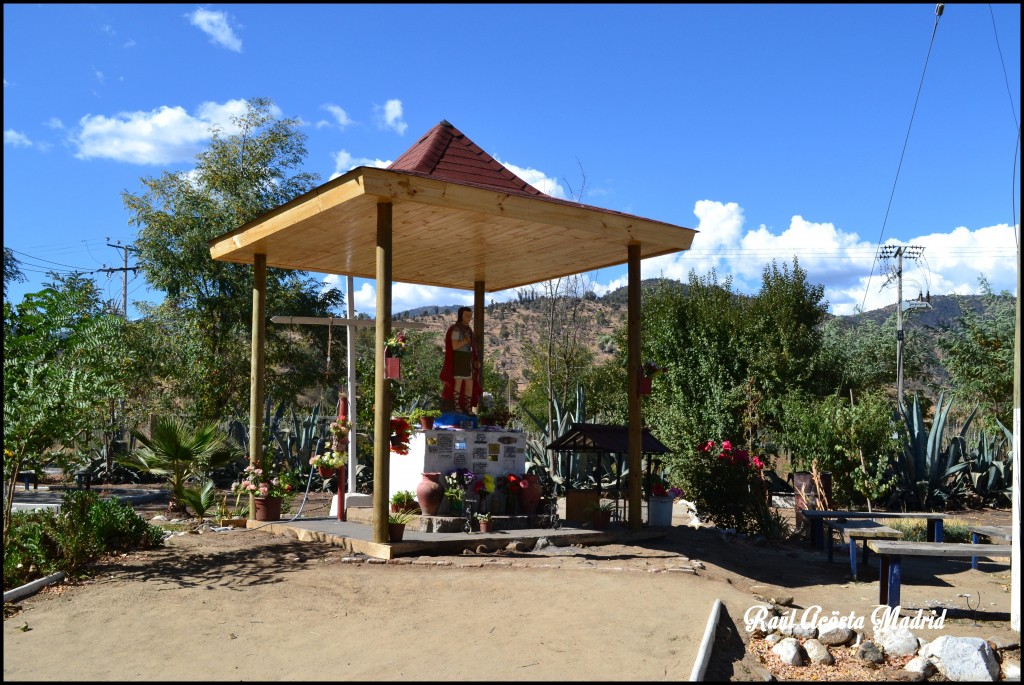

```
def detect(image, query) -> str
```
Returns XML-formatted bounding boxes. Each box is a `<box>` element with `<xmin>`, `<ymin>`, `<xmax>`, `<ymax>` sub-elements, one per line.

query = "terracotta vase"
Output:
<box><xmin>419</xmin><ymin>416</ymin><xmax>435</xmax><ymax>430</ymax></box>
<box><xmin>318</xmin><ymin>466</ymin><xmax>336</xmax><ymax>479</ymax></box>
<box><xmin>254</xmin><ymin>496</ymin><xmax>282</xmax><ymax>522</ymax></box>
<box><xmin>416</xmin><ymin>472</ymin><xmax>444</xmax><ymax>516</ymax></box>
<box><xmin>519</xmin><ymin>474</ymin><xmax>542</xmax><ymax>515</ymax></box>
<box><xmin>479</xmin><ymin>519</ymin><xmax>493</xmax><ymax>533</ymax></box>
<box><xmin>388</xmin><ymin>523</ymin><xmax>406</xmax><ymax>542</ymax></box>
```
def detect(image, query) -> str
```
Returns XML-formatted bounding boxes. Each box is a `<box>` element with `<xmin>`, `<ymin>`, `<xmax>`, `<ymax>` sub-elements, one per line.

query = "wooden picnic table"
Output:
<box><xmin>967</xmin><ymin>525</ymin><xmax>1013</xmax><ymax>570</ymax></box>
<box><xmin>801</xmin><ymin>510</ymin><xmax>952</xmax><ymax>549</ymax></box>
<box><xmin>866</xmin><ymin>540</ymin><xmax>1012</xmax><ymax>608</ymax></box>
<box><xmin>825</xmin><ymin>520</ymin><xmax>903</xmax><ymax>580</ymax></box>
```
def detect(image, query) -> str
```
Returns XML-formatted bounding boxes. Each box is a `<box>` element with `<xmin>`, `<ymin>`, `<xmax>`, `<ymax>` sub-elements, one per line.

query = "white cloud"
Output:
<box><xmin>93</xmin><ymin>68</ymin><xmax>105</xmax><ymax>85</ymax></box>
<box><xmin>72</xmin><ymin>98</ymin><xmax>259</xmax><ymax>164</ymax></box>
<box><xmin>4</xmin><ymin>130</ymin><xmax>32</xmax><ymax>147</ymax></box>
<box><xmin>187</xmin><ymin>9</ymin><xmax>242</xmax><ymax>53</ymax></box>
<box><xmin>321</xmin><ymin>104</ymin><xmax>354</xmax><ymax>130</ymax></box>
<box><xmin>329</xmin><ymin>149</ymin><xmax>391</xmax><ymax>180</ymax></box>
<box><xmin>495</xmin><ymin>158</ymin><xmax>567</xmax><ymax>199</ymax></box>
<box><xmin>376</xmin><ymin>99</ymin><xmax>407</xmax><ymax>135</ymax></box>
<box><xmin>44</xmin><ymin>117</ymin><xmax>64</xmax><ymax>130</ymax></box>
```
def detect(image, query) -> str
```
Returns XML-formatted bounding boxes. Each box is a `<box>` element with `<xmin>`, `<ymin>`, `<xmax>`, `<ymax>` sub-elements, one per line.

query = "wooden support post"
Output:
<box><xmin>248</xmin><ymin>253</ymin><xmax>266</xmax><ymax>519</ymax></box>
<box><xmin>627</xmin><ymin>243</ymin><xmax>642</xmax><ymax>530</ymax></box>
<box><xmin>373</xmin><ymin>203</ymin><xmax>393</xmax><ymax>544</ymax></box>
<box><xmin>474</xmin><ymin>280</ymin><xmax>485</xmax><ymax>383</ymax></box>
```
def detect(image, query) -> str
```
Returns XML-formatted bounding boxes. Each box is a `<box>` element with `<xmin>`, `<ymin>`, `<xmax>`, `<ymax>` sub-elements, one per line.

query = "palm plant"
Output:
<box><xmin>119</xmin><ymin>417</ymin><xmax>236</xmax><ymax>513</ymax></box>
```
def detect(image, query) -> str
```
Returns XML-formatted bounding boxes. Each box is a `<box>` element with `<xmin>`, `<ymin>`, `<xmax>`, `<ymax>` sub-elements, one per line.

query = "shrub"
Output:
<box><xmin>3</xmin><ymin>490</ymin><xmax>164</xmax><ymax>589</ymax></box>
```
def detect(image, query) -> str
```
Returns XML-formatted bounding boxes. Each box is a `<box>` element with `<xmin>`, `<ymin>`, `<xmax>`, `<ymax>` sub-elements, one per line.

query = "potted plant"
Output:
<box><xmin>390</xmin><ymin>489</ymin><xmax>418</xmax><ymax>513</ymax></box>
<box><xmin>474</xmin><ymin>511</ymin><xmax>494</xmax><ymax>533</ymax></box>
<box><xmin>232</xmin><ymin>458</ymin><xmax>297</xmax><ymax>521</ymax></box>
<box><xmin>309</xmin><ymin>444</ymin><xmax>347</xmax><ymax>479</ymax></box>
<box><xmin>443</xmin><ymin>469</ymin><xmax>472</xmax><ymax>515</ymax></box>
<box><xmin>390</xmin><ymin>417</ymin><xmax>413</xmax><ymax>455</ymax></box>
<box><xmin>387</xmin><ymin>507</ymin><xmax>419</xmax><ymax>542</ymax></box>
<box><xmin>587</xmin><ymin>501</ymin><xmax>615</xmax><ymax>529</ymax></box>
<box><xmin>214</xmin><ymin>492</ymin><xmax>249</xmax><ymax>527</ymax></box>
<box><xmin>409</xmin><ymin>408</ymin><xmax>441</xmax><ymax>430</ymax></box>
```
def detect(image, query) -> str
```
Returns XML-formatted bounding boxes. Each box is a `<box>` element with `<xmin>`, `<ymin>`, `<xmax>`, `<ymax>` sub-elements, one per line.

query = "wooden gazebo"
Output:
<box><xmin>208</xmin><ymin>120</ymin><xmax>697</xmax><ymax>542</ymax></box>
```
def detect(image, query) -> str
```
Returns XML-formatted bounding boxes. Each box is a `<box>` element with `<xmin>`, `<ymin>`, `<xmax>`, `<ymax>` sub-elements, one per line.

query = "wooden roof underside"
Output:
<box><xmin>209</xmin><ymin>166</ymin><xmax>696</xmax><ymax>293</ymax></box>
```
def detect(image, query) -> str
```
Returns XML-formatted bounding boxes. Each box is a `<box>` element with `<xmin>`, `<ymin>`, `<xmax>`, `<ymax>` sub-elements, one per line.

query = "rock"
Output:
<box><xmin>793</xmin><ymin>624</ymin><xmax>818</xmax><ymax>640</ymax></box>
<box><xmin>1000</xmin><ymin>659</ymin><xmax>1019</xmax><ymax>681</ymax></box>
<box><xmin>803</xmin><ymin>638</ymin><xmax>835</xmax><ymax>665</ymax></box>
<box><xmin>857</xmin><ymin>641</ymin><xmax>885</xmax><ymax>665</ymax></box>
<box><xmin>920</xmin><ymin>635</ymin><xmax>999</xmax><ymax>681</ymax></box>
<box><xmin>874</xmin><ymin>625</ymin><xmax>920</xmax><ymax>657</ymax></box>
<box><xmin>534</xmin><ymin>537</ymin><xmax>550</xmax><ymax>550</ymax></box>
<box><xmin>763</xmin><ymin>632</ymin><xmax>783</xmax><ymax>646</ymax></box>
<box><xmin>476</xmin><ymin>545</ymin><xmax>490</xmax><ymax>554</ymax></box>
<box><xmin>751</xmin><ymin>665</ymin><xmax>776</xmax><ymax>681</ymax></box>
<box><xmin>505</xmin><ymin>541</ymin><xmax>525</xmax><ymax>553</ymax></box>
<box><xmin>771</xmin><ymin>637</ymin><xmax>805</xmax><ymax>666</ymax></box>
<box><xmin>817</xmin><ymin>624</ymin><xmax>855</xmax><ymax>647</ymax></box>
<box><xmin>150</xmin><ymin>514</ymin><xmax>168</xmax><ymax>521</ymax></box>
<box><xmin>904</xmin><ymin>656</ymin><xmax>936</xmax><ymax>677</ymax></box>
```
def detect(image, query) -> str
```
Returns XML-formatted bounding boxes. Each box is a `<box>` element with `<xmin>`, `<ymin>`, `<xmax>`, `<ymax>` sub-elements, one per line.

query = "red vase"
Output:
<box><xmin>416</xmin><ymin>472</ymin><xmax>444</xmax><ymax>516</ymax></box>
<box><xmin>254</xmin><ymin>496</ymin><xmax>282</xmax><ymax>521</ymax></box>
<box><xmin>518</xmin><ymin>474</ymin><xmax>542</xmax><ymax>515</ymax></box>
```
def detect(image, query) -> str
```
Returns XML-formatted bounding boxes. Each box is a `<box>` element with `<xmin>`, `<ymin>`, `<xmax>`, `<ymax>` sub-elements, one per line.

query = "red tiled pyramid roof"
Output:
<box><xmin>388</xmin><ymin>120</ymin><xmax>545</xmax><ymax>196</ymax></box>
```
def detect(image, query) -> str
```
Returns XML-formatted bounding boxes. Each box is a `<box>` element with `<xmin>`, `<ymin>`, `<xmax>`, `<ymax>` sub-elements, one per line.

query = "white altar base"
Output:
<box><xmin>389</xmin><ymin>429</ymin><xmax>526</xmax><ymax>503</ymax></box>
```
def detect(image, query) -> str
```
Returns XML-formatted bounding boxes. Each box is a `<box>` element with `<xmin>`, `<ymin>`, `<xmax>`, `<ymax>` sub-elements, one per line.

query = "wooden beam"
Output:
<box><xmin>474</xmin><ymin>281</ymin><xmax>485</xmax><ymax>382</ymax></box>
<box><xmin>248</xmin><ymin>254</ymin><xmax>267</xmax><ymax>520</ymax></box>
<box><xmin>361</xmin><ymin>168</ymin><xmax>696</xmax><ymax>248</ymax></box>
<box><xmin>373</xmin><ymin>203</ymin><xmax>393</xmax><ymax>544</ymax></box>
<box><xmin>627</xmin><ymin>244</ymin><xmax>642</xmax><ymax>530</ymax></box>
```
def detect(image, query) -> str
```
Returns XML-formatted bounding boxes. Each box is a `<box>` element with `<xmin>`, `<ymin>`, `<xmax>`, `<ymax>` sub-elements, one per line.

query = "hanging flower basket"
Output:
<box><xmin>386</xmin><ymin>357</ymin><xmax>401</xmax><ymax>379</ymax></box>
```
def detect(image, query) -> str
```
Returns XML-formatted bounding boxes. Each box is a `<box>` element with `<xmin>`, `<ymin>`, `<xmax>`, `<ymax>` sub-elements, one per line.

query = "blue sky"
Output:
<box><xmin>3</xmin><ymin>4</ymin><xmax>1020</xmax><ymax>318</ymax></box>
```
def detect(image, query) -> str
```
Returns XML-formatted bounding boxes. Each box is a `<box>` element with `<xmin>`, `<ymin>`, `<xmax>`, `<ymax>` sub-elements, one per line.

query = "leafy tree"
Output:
<box><xmin>3</xmin><ymin>247</ymin><xmax>26</xmax><ymax>291</ymax></box>
<box><xmin>3</xmin><ymin>274</ymin><xmax>126</xmax><ymax>544</ymax></box>
<box><xmin>122</xmin><ymin>97</ymin><xmax>343</xmax><ymax>424</ymax></box>
<box><xmin>936</xmin><ymin>279</ymin><xmax>1015</xmax><ymax>431</ymax></box>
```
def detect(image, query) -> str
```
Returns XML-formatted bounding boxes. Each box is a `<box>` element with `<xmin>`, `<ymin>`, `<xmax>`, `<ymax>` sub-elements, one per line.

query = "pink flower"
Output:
<box><xmin>259</xmin><ymin>484</ymin><xmax>269</xmax><ymax>496</ymax></box>
<box><xmin>701</xmin><ymin>440</ymin><xmax>715</xmax><ymax>452</ymax></box>
<box><xmin>722</xmin><ymin>440</ymin><xmax>732</xmax><ymax>452</ymax></box>
<box><xmin>752</xmin><ymin>456</ymin><xmax>764</xmax><ymax>470</ymax></box>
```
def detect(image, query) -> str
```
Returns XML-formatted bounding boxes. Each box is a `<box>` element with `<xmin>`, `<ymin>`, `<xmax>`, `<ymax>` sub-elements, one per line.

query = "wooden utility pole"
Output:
<box><xmin>878</xmin><ymin>245</ymin><xmax>924</xmax><ymax>407</ymax></box>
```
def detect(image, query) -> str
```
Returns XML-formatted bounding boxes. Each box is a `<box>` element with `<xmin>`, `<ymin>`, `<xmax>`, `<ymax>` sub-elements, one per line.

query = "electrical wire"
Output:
<box><xmin>859</xmin><ymin>4</ymin><xmax>944</xmax><ymax>314</ymax></box>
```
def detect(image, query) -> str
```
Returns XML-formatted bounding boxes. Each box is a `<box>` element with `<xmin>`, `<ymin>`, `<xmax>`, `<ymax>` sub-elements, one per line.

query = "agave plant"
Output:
<box><xmin>967</xmin><ymin>419</ymin><xmax>1014</xmax><ymax>506</ymax></box>
<box><xmin>888</xmin><ymin>392</ymin><xmax>974</xmax><ymax>511</ymax></box>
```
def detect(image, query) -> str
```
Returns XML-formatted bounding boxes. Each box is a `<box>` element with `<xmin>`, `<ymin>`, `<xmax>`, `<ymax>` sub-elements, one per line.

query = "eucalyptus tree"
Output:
<box><xmin>122</xmin><ymin>98</ymin><xmax>342</xmax><ymax>424</ymax></box>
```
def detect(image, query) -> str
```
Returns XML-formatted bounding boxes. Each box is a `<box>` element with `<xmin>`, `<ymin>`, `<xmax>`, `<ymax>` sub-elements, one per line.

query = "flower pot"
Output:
<box><xmin>416</xmin><ymin>472</ymin><xmax>444</xmax><ymax>516</ymax></box>
<box><xmin>218</xmin><ymin>517</ymin><xmax>247</xmax><ymax>528</ymax></box>
<box><xmin>385</xmin><ymin>357</ymin><xmax>401</xmax><ymax>379</ymax></box>
<box><xmin>478</xmin><ymin>520</ymin><xmax>493</xmax><ymax>533</ymax></box>
<box><xmin>254</xmin><ymin>496</ymin><xmax>282</xmax><ymax>522</ymax></box>
<box><xmin>418</xmin><ymin>416</ymin><xmax>435</xmax><ymax>430</ymax></box>
<box><xmin>648</xmin><ymin>496</ymin><xmax>673</xmax><ymax>527</ymax></box>
<box><xmin>388</xmin><ymin>522</ymin><xmax>406</xmax><ymax>542</ymax></box>
<box><xmin>448</xmin><ymin>499</ymin><xmax>464</xmax><ymax>516</ymax></box>
<box><xmin>638</xmin><ymin>376</ymin><xmax>653</xmax><ymax>396</ymax></box>
<box><xmin>591</xmin><ymin>509</ymin><xmax>612</xmax><ymax>529</ymax></box>
<box><xmin>518</xmin><ymin>474</ymin><xmax>543</xmax><ymax>515</ymax></box>
<box><xmin>318</xmin><ymin>466</ymin><xmax>337</xmax><ymax>479</ymax></box>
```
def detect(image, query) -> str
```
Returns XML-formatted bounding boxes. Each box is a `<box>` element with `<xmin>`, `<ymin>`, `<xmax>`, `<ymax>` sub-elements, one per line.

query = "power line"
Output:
<box><xmin>8</xmin><ymin>248</ymin><xmax>92</xmax><ymax>271</ymax></box>
<box><xmin>860</xmin><ymin>3</ymin><xmax>945</xmax><ymax>314</ymax></box>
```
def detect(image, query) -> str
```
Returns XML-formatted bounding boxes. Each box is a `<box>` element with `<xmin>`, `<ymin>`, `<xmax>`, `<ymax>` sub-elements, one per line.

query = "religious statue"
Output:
<box><xmin>440</xmin><ymin>306</ymin><xmax>482</xmax><ymax>414</ymax></box>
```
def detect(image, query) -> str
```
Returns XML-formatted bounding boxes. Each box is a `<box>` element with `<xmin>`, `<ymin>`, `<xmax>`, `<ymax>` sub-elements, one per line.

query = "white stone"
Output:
<box><xmin>920</xmin><ymin>635</ymin><xmax>999</xmax><ymax>681</ymax></box>
<box><xmin>803</xmin><ymin>638</ymin><xmax>834</xmax><ymax>665</ymax></box>
<box><xmin>793</xmin><ymin>624</ymin><xmax>818</xmax><ymax>639</ymax></box>
<box><xmin>905</xmin><ymin>656</ymin><xmax>936</xmax><ymax>676</ymax></box>
<box><xmin>1001</xmin><ymin>660</ymin><xmax>1020</xmax><ymax>680</ymax></box>
<box><xmin>771</xmin><ymin>637</ymin><xmax>805</xmax><ymax>666</ymax></box>
<box><xmin>817</xmin><ymin>623</ymin><xmax>854</xmax><ymax>647</ymax></box>
<box><xmin>873</xmin><ymin>625</ymin><xmax>920</xmax><ymax>657</ymax></box>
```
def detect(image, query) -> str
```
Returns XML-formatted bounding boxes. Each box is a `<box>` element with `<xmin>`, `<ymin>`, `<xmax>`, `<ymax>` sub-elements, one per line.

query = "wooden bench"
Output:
<box><xmin>826</xmin><ymin>520</ymin><xmax>903</xmax><ymax>580</ymax></box>
<box><xmin>866</xmin><ymin>540</ymin><xmax>1012</xmax><ymax>608</ymax></box>
<box><xmin>967</xmin><ymin>525</ymin><xmax>1012</xmax><ymax>570</ymax></box>
<box><xmin>802</xmin><ymin>510</ymin><xmax>951</xmax><ymax>549</ymax></box>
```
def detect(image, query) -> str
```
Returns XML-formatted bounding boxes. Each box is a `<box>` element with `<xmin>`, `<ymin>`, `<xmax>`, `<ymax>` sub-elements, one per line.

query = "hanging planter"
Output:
<box><xmin>386</xmin><ymin>357</ymin><xmax>401</xmax><ymax>379</ymax></box>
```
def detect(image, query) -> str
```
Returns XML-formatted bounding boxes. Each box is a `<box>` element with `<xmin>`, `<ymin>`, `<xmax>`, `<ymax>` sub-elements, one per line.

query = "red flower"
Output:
<box><xmin>652</xmin><ymin>483</ymin><xmax>668</xmax><ymax>497</ymax></box>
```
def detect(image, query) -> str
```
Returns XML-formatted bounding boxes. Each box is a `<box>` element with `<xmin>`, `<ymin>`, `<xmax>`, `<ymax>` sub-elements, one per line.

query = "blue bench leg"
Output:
<box><xmin>878</xmin><ymin>556</ymin><xmax>890</xmax><ymax>606</ymax></box>
<box><xmin>812</xmin><ymin>520</ymin><xmax>824</xmax><ymax>549</ymax></box>
<box><xmin>971</xmin><ymin>532</ymin><xmax>979</xmax><ymax>570</ymax></box>
<box><xmin>849</xmin><ymin>538</ymin><xmax>858</xmax><ymax>580</ymax></box>
<box><xmin>887</xmin><ymin>556</ymin><xmax>902</xmax><ymax>609</ymax></box>
<box><xmin>22</xmin><ymin>474</ymin><xmax>31</xmax><ymax>490</ymax></box>
<box><xmin>927</xmin><ymin>519</ymin><xmax>944</xmax><ymax>543</ymax></box>
<box><xmin>827</xmin><ymin>527</ymin><xmax>834</xmax><ymax>563</ymax></box>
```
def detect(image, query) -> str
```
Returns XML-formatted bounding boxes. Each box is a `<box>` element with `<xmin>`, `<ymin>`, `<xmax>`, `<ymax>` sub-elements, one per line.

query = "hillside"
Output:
<box><xmin>393</xmin><ymin>280</ymin><xmax>1006</xmax><ymax>394</ymax></box>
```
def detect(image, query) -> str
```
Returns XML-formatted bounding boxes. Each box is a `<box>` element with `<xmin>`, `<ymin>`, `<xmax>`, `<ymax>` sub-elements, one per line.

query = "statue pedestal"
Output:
<box><xmin>389</xmin><ymin>430</ymin><xmax>526</xmax><ymax>504</ymax></box>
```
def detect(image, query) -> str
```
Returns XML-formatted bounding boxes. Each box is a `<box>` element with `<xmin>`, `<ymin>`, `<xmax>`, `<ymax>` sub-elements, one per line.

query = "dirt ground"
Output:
<box><xmin>2</xmin><ymin>487</ymin><xmax>1016</xmax><ymax>681</ymax></box>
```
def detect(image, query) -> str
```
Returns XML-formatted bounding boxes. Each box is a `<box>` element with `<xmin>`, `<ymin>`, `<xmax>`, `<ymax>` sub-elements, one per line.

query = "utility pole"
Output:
<box><xmin>99</xmin><ymin>241</ymin><xmax>138</xmax><ymax>318</ymax></box>
<box><xmin>879</xmin><ymin>245</ymin><xmax>925</xmax><ymax>407</ymax></box>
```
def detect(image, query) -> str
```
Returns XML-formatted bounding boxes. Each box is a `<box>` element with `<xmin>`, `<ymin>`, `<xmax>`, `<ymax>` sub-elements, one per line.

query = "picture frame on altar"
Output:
<box><xmin>488</xmin><ymin>443</ymin><xmax>500</xmax><ymax>456</ymax></box>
